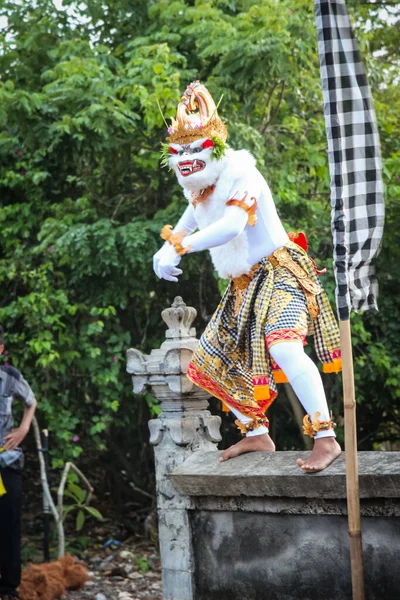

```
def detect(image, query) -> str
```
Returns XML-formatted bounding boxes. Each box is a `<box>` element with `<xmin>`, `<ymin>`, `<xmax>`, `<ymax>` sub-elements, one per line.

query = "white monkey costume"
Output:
<box><xmin>154</xmin><ymin>82</ymin><xmax>341</xmax><ymax>440</ymax></box>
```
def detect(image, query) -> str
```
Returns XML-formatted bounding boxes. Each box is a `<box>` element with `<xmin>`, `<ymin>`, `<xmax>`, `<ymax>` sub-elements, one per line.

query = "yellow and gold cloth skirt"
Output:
<box><xmin>187</xmin><ymin>241</ymin><xmax>341</xmax><ymax>420</ymax></box>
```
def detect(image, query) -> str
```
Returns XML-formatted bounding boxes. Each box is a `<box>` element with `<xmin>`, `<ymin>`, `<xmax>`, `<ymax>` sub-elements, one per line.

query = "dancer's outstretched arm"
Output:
<box><xmin>154</xmin><ymin>180</ymin><xmax>256</xmax><ymax>280</ymax></box>
<box><xmin>182</xmin><ymin>205</ymin><xmax>248</xmax><ymax>253</ymax></box>
<box><xmin>172</xmin><ymin>203</ymin><xmax>198</xmax><ymax>235</ymax></box>
<box><xmin>153</xmin><ymin>204</ymin><xmax>198</xmax><ymax>282</ymax></box>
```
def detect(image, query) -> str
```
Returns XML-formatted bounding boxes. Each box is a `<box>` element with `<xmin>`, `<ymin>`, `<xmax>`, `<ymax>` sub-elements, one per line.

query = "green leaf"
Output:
<box><xmin>84</xmin><ymin>506</ymin><xmax>103</xmax><ymax>520</ymax></box>
<box><xmin>76</xmin><ymin>510</ymin><xmax>85</xmax><ymax>532</ymax></box>
<box><xmin>67</xmin><ymin>483</ymin><xmax>85</xmax><ymax>504</ymax></box>
<box><xmin>63</xmin><ymin>490</ymin><xmax>82</xmax><ymax>502</ymax></box>
<box><xmin>211</xmin><ymin>137</ymin><xmax>227</xmax><ymax>161</ymax></box>
<box><xmin>62</xmin><ymin>504</ymin><xmax>78</xmax><ymax>518</ymax></box>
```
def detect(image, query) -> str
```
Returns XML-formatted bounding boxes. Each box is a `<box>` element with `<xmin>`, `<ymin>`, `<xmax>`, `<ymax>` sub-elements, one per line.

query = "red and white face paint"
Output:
<box><xmin>177</xmin><ymin>159</ymin><xmax>206</xmax><ymax>177</ymax></box>
<box><xmin>201</xmin><ymin>139</ymin><xmax>215</xmax><ymax>150</ymax></box>
<box><xmin>168</xmin><ymin>139</ymin><xmax>219</xmax><ymax>187</ymax></box>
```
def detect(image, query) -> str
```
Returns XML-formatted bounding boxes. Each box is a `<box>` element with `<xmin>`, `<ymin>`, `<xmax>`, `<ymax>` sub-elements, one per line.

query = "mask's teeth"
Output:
<box><xmin>193</xmin><ymin>160</ymin><xmax>198</xmax><ymax>169</ymax></box>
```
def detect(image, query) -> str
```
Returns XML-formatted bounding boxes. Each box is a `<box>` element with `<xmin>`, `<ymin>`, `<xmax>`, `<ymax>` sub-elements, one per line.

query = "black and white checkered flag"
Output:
<box><xmin>314</xmin><ymin>0</ymin><xmax>385</xmax><ymax>321</ymax></box>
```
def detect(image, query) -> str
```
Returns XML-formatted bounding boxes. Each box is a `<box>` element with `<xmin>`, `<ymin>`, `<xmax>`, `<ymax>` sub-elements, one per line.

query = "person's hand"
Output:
<box><xmin>153</xmin><ymin>243</ymin><xmax>168</xmax><ymax>277</ymax></box>
<box><xmin>3</xmin><ymin>426</ymin><xmax>29</xmax><ymax>451</ymax></box>
<box><xmin>153</xmin><ymin>243</ymin><xmax>183</xmax><ymax>282</ymax></box>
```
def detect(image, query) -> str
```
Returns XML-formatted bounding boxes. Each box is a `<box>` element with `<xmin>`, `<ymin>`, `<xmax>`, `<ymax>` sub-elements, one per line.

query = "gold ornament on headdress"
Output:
<box><xmin>167</xmin><ymin>81</ymin><xmax>228</xmax><ymax>145</ymax></box>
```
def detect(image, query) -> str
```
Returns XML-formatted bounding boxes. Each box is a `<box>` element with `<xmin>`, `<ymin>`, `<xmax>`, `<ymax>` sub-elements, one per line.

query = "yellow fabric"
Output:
<box><xmin>0</xmin><ymin>448</ymin><xmax>6</xmax><ymax>496</ymax></box>
<box><xmin>0</xmin><ymin>473</ymin><xmax>6</xmax><ymax>496</ymax></box>
<box><xmin>253</xmin><ymin>384</ymin><xmax>271</xmax><ymax>401</ymax></box>
<box><xmin>322</xmin><ymin>358</ymin><xmax>342</xmax><ymax>373</ymax></box>
<box><xmin>273</xmin><ymin>370</ymin><xmax>289</xmax><ymax>384</ymax></box>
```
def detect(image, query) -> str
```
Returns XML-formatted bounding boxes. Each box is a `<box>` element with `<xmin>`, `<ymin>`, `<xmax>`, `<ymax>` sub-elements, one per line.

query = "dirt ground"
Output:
<box><xmin>21</xmin><ymin>446</ymin><xmax>162</xmax><ymax>600</ymax></box>
<box><xmin>23</xmin><ymin>502</ymin><xmax>162</xmax><ymax>600</ymax></box>
<box><xmin>66</xmin><ymin>539</ymin><xmax>162</xmax><ymax>600</ymax></box>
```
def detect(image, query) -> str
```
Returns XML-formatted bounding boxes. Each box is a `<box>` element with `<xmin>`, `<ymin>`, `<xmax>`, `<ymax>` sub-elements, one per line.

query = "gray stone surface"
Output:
<box><xmin>171</xmin><ymin>450</ymin><xmax>400</xmax><ymax>499</ymax></box>
<box><xmin>127</xmin><ymin>298</ymin><xmax>221</xmax><ymax>600</ymax></box>
<box><xmin>191</xmin><ymin>510</ymin><xmax>400</xmax><ymax>600</ymax></box>
<box><xmin>171</xmin><ymin>450</ymin><xmax>400</xmax><ymax>599</ymax></box>
<box><xmin>191</xmin><ymin>495</ymin><xmax>400</xmax><ymax>517</ymax></box>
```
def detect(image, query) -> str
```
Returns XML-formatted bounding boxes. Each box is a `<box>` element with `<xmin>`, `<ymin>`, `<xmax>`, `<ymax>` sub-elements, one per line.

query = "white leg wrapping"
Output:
<box><xmin>228</xmin><ymin>405</ymin><xmax>269</xmax><ymax>437</ymax></box>
<box><xmin>269</xmin><ymin>341</ymin><xmax>336</xmax><ymax>439</ymax></box>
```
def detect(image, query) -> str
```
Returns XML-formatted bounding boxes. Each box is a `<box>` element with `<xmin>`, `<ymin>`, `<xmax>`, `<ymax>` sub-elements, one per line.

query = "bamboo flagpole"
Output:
<box><xmin>314</xmin><ymin>1</ymin><xmax>385</xmax><ymax>598</ymax></box>
<box><xmin>340</xmin><ymin>319</ymin><xmax>364</xmax><ymax>599</ymax></box>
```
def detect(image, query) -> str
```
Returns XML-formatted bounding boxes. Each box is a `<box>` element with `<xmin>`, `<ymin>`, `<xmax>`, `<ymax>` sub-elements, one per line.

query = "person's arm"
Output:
<box><xmin>182</xmin><ymin>205</ymin><xmax>248</xmax><ymax>253</ymax></box>
<box><xmin>155</xmin><ymin>205</ymin><xmax>246</xmax><ymax>279</ymax></box>
<box><xmin>181</xmin><ymin>177</ymin><xmax>259</xmax><ymax>253</ymax></box>
<box><xmin>153</xmin><ymin>204</ymin><xmax>198</xmax><ymax>282</ymax></box>
<box><xmin>3</xmin><ymin>399</ymin><xmax>37</xmax><ymax>451</ymax></box>
<box><xmin>172</xmin><ymin>203</ymin><xmax>198</xmax><ymax>235</ymax></box>
<box><xmin>3</xmin><ymin>375</ymin><xmax>37</xmax><ymax>451</ymax></box>
<box><xmin>155</xmin><ymin>178</ymin><xmax>258</xmax><ymax>280</ymax></box>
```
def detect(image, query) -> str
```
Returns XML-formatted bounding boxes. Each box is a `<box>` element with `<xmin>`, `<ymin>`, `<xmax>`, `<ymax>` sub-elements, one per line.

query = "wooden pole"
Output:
<box><xmin>41</xmin><ymin>429</ymin><xmax>51</xmax><ymax>562</ymax></box>
<box><xmin>339</xmin><ymin>319</ymin><xmax>365</xmax><ymax>600</ymax></box>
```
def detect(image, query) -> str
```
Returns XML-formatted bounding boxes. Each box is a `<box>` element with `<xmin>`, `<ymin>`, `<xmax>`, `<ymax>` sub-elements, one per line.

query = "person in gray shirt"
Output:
<box><xmin>0</xmin><ymin>326</ymin><xmax>37</xmax><ymax>600</ymax></box>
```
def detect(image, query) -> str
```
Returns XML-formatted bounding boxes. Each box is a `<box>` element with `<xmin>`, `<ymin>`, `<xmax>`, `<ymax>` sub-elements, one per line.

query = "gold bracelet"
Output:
<box><xmin>302</xmin><ymin>412</ymin><xmax>336</xmax><ymax>438</ymax></box>
<box><xmin>226</xmin><ymin>193</ymin><xmax>258</xmax><ymax>226</ymax></box>
<box><xmin>160</xmin><ymin>224</ymin><xmax>191</xmax><ymax>256</ymax></box>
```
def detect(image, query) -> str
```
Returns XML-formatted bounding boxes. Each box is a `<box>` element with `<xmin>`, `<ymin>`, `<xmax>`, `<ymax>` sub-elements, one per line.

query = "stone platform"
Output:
<box><xmin>171</xmin><ymin>451</ymin><xmax>400</xmax><ymax>600</ymax></box>
<box><xmin>171</xmin><ymin>450</ymin><xmax>400</xmax><ymax>500</ymax></box>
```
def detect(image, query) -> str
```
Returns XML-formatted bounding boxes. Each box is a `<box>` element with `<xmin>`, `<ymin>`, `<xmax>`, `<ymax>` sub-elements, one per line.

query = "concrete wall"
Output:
<box><xmin>191</xmin><ymin>509</ymin><xmax>399</xmax><ymax>600</ymax></box>
<box><xmin>172</xmin><ymin>451</ymin><xmax>400</xmax><ymax>600</ymax></box>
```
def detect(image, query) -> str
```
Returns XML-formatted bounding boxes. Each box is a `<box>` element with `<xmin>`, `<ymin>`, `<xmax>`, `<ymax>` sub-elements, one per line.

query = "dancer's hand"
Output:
<box><xmin>153</xmin><ymin>244</ymin><xmax>182</xmax><ymax>282</ymax></box>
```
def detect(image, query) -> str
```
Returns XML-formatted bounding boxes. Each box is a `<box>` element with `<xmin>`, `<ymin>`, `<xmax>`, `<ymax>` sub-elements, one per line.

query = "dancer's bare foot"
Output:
<box><xmin>219</xmin><ymin>433</ymin><xmax>275</xmax><ymax>462</ymax></box>
<box><xmin>296</xmin><ymin>437</ymin><xmax>341</xmax><ymax>473</ymax></box>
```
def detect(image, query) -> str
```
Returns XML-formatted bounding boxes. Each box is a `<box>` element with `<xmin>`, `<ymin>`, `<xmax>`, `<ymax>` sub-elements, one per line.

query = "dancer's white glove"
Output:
<box><xmin>153</xmin><ymin>204</ymin><xmax>198</xmax><ymax>282</ymax></box>
<box><xmin>153</xmin><ymin>243</ymin><xmax>183</xmax><ymax>282</ymax></box>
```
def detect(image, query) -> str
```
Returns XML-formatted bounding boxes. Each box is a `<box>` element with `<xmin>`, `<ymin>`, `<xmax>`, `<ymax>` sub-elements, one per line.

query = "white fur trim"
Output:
<box><xmin>193</xmin><ymin>150</ymin><xmax>258</xmax><ymax>278</ymax></box>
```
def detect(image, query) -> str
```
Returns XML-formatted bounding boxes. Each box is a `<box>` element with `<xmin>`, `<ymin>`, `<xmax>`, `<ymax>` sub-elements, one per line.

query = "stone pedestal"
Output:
<box><xmin>127</xmin><ymin>297</ymin><xmax>221</xmax><ymax>600</ymax></box>
<box><xmin>171</xmin><ymin>450</ymin><xmax>400</xmax><ymax>600</ymax></box>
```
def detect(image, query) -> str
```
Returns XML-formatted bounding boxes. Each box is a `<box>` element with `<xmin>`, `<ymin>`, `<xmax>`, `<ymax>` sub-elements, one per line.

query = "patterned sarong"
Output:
<box><xmin>187</xmin><ymin>241</ymin><xmax>341</xmax><ymax>422</ymax></box>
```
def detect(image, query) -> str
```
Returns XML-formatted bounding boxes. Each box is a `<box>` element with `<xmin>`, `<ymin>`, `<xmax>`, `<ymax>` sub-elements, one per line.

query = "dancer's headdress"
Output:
<box><xmin>166</xmin><ymin>81</ymin><xmax>227</xmax><ymax>145</ymax></box>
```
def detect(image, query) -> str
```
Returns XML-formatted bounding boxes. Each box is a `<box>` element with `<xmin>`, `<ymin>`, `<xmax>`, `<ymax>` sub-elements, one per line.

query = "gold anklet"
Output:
<box><xmin>303</xmin><ymin>411</ymin><xmax>336</xmax><ymax>438</ymax></box>
<box><xmin>235</xmin><ymin>417</ymin><xmax>268</xmax><ymax>435</ymax></box>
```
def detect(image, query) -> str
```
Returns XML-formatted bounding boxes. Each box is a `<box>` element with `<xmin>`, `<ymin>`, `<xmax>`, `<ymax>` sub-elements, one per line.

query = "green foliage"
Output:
<box><xmin>65</xmin><ymin>536</ymin><xmax>92</xmax><ymax>555</ymax></box>
<box><xmin>136</xmin><ymin>556</ymin><xmax>149</xmax><ymax>573</ymax></box>
<box><xmin>160</xmin><ymin>142</ymin><xmax>172</xmax><ymax>170</ymax></box>
<box><xmin>0</xmin><ymin>0</ymin><xmax>398</xmax><ymax>478</ymax></box>
<box><xmin>211</xmin><ymin>137</ymin><xmax>227</xmax><ymax>161</ymax></box>
<box><xmin>62</xmin><ymin>481</ymin><xmax>103</xmax><ymax>532</ymax></box>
